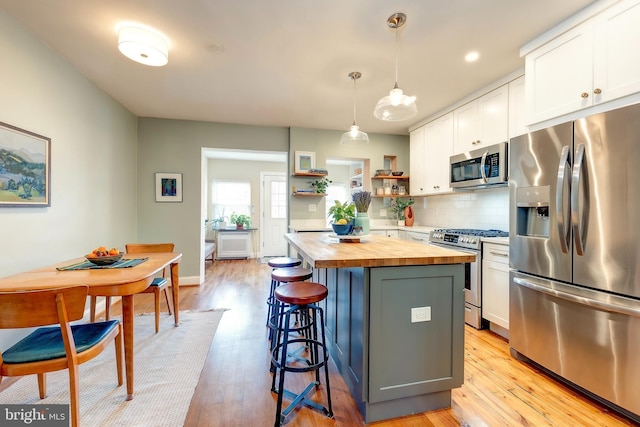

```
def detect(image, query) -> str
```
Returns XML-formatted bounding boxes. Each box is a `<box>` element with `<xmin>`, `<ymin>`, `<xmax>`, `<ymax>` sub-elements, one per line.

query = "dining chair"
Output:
<box><xmin>90</xmin><ymin>243</ymin><xmax>174</xmax><ymax>333</ymax></box>
<box><xmin>0</xmin><ymin>285</ymin><xmax>123</xmax><ymax>427</ymax></box>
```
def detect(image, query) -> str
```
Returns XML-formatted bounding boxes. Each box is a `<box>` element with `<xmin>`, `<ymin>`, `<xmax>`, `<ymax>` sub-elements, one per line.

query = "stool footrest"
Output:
<box><xmin>273</xmin><ymin>382</ymin><xmax>333</xmax><ymax>424</ymax></box>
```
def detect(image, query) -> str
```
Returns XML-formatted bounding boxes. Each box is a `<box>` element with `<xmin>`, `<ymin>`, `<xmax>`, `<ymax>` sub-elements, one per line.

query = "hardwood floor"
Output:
<box><xmin>100</xmin><ymin>260</ymin><xmax>639</xmax><ymax>426</ymax></box>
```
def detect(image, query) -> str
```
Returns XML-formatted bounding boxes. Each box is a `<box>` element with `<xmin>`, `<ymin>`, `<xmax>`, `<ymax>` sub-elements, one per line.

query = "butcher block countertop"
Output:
<box><xmin>284</xmin><ymin>232</ymin><xmax>475</xmax><ymax>268</ymax></box>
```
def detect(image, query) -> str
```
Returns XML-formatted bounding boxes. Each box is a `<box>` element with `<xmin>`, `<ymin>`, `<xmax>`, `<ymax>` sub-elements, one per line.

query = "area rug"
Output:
<box><xmin>0</xmin><ymin>309</ymin><xmax>225</xmax><ymax>426</ymax></box>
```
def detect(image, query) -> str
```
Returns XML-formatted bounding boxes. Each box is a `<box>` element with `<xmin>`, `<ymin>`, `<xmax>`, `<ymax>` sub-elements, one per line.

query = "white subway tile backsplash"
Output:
<box><xmin>412</xmin><ymin>187</ymin><xmax>509</xmax><ymax>231</ymax></box>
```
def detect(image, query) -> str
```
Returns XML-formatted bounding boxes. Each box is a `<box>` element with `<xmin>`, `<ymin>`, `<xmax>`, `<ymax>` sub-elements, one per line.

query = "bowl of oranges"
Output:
<box><xmin>86</xmin><ymin>247</ymin><xmax>123</xmax><ymax>266</ymax></box>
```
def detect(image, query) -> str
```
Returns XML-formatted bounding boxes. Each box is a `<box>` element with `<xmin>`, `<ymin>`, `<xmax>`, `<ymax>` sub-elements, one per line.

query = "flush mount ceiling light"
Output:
<box><xmin>117</xmin><ymin>25</ymin><xmax>169</xmax><ymax>66</ymax></box>
<box><xmin>340</xmin><ymin>71</ymin><xmax>370</xmax><ymax>145</ymax></box>
<box><xmin>373</xmin><ymin>12</ymin><xmax>417</xmax><ymax>121</ymax></box>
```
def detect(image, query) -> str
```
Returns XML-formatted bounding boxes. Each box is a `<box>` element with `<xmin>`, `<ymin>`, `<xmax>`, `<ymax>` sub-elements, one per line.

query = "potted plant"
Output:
<box><xmin>230</xmin><ymin>212</ymin><xmax>251</xmax><ymax>229</ymax></box>
<box><xmin>327</xmin><ymin>200</ymin><xmax>355</xmax><ymax>235</ymax></box>
<box><xmin>351</xmin><ymin>191</ymin><xmax>372</xmax><ymax>234</ymax></box>
<box><xmin>310</xmin><ymin>176</ymin><xmax>332</xmax><ymax>194</ymax></box>
<box><xmin>391</xmin><ymin>198</ymin><xmax>414</xmax><ymax>226</ymax></box>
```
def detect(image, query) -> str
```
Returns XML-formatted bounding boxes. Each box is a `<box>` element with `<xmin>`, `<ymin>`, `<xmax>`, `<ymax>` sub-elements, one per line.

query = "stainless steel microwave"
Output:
<box><xmin>449</xmin><ymin>141</ymin><xmax>508</xmax><ymax>189</ymax></box>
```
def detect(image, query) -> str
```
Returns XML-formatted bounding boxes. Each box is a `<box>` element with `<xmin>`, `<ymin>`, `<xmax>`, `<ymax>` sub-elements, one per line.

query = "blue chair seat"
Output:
<box><xmin>2</xmin><ymin>320</ymin><xmax>120</xmax><ymax>364</ymax></box>
<box><xmin>150</xmin><ymin>277</ymin><xmax>167</xmax><ymax>287</ymax></box>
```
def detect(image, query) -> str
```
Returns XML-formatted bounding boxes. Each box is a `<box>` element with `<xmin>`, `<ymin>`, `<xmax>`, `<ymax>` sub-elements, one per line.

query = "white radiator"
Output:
<box><xmin>217</xmin><ymin>231</ymin><xmax>251</xmax><ymax>259</ymax></box>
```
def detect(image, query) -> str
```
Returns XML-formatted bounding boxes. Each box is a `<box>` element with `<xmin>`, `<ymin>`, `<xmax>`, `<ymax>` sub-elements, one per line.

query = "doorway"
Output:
<box><xmin>260</xmin><ymin>172</ymin><xmax>287</xmax><ymax>257</ymax></box>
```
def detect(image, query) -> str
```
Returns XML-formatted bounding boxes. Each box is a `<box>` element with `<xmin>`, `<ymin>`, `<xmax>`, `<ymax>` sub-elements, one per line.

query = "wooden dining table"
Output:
<box><xmin>0</xmin><ymin>251</ymin><xmax>182</xmax><ymax>400</ymax></box>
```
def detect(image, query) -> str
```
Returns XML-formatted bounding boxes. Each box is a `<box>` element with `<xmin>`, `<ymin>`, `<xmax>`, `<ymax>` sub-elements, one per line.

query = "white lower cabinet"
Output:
<box><xmin>370</xmin><ymin>229</ymin><xmax>398</xmax><ymax>238</ymax></box>
<box><xmin>482</xmin><ymin>242</ymin><xmax>510</xmax><ymax>334</ymax></box>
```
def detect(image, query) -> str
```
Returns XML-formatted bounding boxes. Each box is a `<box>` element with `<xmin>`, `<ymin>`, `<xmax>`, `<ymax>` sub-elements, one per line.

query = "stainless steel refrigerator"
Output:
<box><xmin>509</xmin><ymin>103</ymin><xmax>640</xmax><ymax>422</ymax></box>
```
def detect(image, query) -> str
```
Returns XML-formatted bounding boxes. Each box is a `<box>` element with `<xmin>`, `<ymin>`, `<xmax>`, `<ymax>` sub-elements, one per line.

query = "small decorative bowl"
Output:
<box><xmin>375</xmin><ymin>169</ymin><xmax>392</xmax><ymax>177</ymax></box>
<box><xmin>391</xmin><ymin>171</ymin><xmax>404</xmax><ymax>176</ymax></box>
<box><xmin>86</xmin><ymin>252</ymin><xmax>123</xmax><ymax>266</ymax></box>
<box><xmin>331</xmin><ymin>222</ymin><xmax>353</xmax><ymax>236</ymax></box>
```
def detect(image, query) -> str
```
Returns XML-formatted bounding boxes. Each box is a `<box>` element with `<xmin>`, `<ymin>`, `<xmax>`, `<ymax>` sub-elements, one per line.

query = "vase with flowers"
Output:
<box><xmin>351</xmin><ymin>190</ymin><xmax>372</xmax><ymax>234</ymax></box>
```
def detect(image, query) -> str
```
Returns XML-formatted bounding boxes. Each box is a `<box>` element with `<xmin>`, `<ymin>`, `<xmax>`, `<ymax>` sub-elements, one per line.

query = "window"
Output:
<box><xmin>270</xmin><ymin>180</ymin><xmax>287</xmax><ymax>219</ymax></box>
<box><xmin>211</xmin><ymin>181</ymin><xmax>251</xmax><ymax>221</ymax></box>
<box><xmin>325</xmin><ymin>182</ymin><xmax>348</xmax><ymax>226</ymax></box>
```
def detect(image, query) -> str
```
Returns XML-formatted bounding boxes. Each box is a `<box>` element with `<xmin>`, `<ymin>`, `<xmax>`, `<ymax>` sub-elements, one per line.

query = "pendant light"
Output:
<box><xmin>340</xmin><ymin>71</ymin><xmax>370</xmax><ymax>145</ymax></box>
<box><xmin>373</xmin><ymin>12</ymin><xmax>417</xmax><ymax>121</ymax></box>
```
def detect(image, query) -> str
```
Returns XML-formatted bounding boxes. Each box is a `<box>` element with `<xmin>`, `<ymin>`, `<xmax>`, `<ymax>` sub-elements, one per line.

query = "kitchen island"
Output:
<box><xmin>283</xmin><ymin>232</ymin><xmax>475</xmax><ymax>423</ymax></box>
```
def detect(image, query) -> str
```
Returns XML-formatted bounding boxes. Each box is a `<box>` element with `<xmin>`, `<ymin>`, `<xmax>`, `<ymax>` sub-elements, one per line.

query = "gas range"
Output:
<box><xmin>428</xmin><ymin>228</ymin><xmax>509</xmax><ymax>251</ymax></box>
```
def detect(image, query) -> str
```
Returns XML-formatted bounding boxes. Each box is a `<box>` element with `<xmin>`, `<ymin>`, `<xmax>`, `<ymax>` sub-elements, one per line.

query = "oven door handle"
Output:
<box><xmin>513</xmin><ymin>276</ymin><xmax>640</xmax><ymax>318</ymax></box>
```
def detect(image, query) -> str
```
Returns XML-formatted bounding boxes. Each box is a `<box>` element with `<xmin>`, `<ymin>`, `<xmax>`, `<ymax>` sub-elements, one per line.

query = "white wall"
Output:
<box><xmin>0</xmin><ymin>11</ymin><xmax>138</xmax><ymax>347</ymax></box>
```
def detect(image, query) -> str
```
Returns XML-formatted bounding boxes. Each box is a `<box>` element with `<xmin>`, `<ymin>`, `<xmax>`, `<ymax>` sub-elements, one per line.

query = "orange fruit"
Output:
<box><xmin>86</xmin><ymin>253</ymin><xmax>96</xmax><ymax>258</ymax></box>
<box><xmin>109</xmin><ymin>248</ymin><xmax>119</xmax><ymax>255</ymax></box>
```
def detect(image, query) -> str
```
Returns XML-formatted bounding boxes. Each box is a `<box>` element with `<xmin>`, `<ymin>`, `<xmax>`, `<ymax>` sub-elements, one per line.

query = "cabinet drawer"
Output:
<box><xmin>405</xmin><ymin>231</ymin><xmax>429</xmax><ymax>244</ymax></box>
<box><xmin>483</xmin><ymin>243</ymin><xmax>509</xmax><ymax>264</ymax></box>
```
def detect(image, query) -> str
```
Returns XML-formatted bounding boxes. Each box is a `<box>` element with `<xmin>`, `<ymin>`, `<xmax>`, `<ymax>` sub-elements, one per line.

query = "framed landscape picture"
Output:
<box><xmin>0</xmin><ymin>121</ymin><xmax>51</xmax><ymax>207</ymax></box>
<box><xmin>155</xmin><ymin>172</ymin><xmax>183</xmax><ymax>202</ymax></box>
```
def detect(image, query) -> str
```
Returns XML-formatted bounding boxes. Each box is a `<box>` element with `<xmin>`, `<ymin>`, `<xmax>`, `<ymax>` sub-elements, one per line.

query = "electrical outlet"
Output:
<box><xmin>380</xmin><ymin>209</ymin><xmax>387</xmax><ymax>217</ymax></box>
<box><xmin>411</xmin><ymin>306</ymin><xmax>431</xmax><ymax>323</ymax></box>
<box><xmin>308</xmin><ymin>204</ymin><xmax>316</xmax><ymax>212</ymax></box>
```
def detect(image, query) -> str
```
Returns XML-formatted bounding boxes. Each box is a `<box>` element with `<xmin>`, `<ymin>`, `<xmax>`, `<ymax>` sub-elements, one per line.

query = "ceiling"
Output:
<box><xmin>1</xmin><ymin>0</ymin><xmax>595</xmax><ymax>136</ymax></box>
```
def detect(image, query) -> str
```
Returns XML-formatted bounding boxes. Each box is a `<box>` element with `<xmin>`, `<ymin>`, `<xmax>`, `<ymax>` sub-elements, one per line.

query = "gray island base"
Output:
<box><xmin>284</xmin><ymin>233</ymin><xmax>472</xmax><ymax>423</ymax></box>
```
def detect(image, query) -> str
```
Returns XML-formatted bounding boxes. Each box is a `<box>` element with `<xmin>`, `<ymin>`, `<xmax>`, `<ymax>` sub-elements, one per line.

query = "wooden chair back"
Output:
<box><xmin>125</xmin><ymin>243</ymin><xmax>175</xmax><ymax>254</ymax></box>
<box><xmin>0</xmin><ymin>286</ymin><xmax>88</xmax><ymax>329</ymax></box>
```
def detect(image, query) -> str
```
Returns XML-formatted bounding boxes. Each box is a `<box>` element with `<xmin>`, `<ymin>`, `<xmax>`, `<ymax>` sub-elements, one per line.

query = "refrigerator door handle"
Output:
<box><xmin>556</xmin><ymin>145</ymin><xmax>571</xmax><ymax>253</ymax></box>
<box><xmin>513</xmin><ymin>276</ymin><xmax>640</xmax><ymax>318</ymax></box>
<box><xmin>571</xmin><ymin>143</ymin><xmax>589</xmax><ymax>255</ymax></box>
<box><xmin>480</xmin><ymin>151</ymin><xmax>488</xmax><ymax>183</ymax></box>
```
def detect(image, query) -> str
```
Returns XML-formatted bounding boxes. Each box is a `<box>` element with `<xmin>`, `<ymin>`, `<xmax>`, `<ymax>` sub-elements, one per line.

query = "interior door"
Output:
<box><xmin>261</xmin><ymin>173</ymin><xmax>287</xmax><ymax>257</ymax></box>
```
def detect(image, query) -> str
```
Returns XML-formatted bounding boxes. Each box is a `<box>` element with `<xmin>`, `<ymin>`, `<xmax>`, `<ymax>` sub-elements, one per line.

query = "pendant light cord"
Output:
<box><xmin>394</xmin><ymin>26</ymin><xmax>399</xmax><ymax>86</ymax></box>
<box><xmin>352</xmin><ymin>77</ymin><xmax>357</xmax><ymax>125</ymax></box>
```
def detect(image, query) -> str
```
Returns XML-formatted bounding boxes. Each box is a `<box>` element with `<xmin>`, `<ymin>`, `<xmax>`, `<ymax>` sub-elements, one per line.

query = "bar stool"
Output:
<box><xmin>266</xmin><ymin>258</ymin><xmax>302</xmax><ymax>331</ymax></box>
<box><xmin>267</xmin><ymin>265</ymin><xmax>311</xmax><ymax>344</ymax></box>
<box><xmin>271</xmin><ymin>281</ymin><xmax>333</xmax><ymax>426</ymax></box>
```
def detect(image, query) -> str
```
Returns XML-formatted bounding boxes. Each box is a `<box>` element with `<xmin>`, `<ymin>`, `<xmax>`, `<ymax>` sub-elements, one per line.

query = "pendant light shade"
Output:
<box><xmin>374</xmin><ymin>13</ymin><xmax>417</xmax><ymax>121</ymax></box>
<box><xmin>340</xmin><ymin>71</ymin><xmax>370</xmax><ymax>145</ymax></box>
<box><xmin>118</xmin><ymin>25</ymin><xmax>169</xmax><ymax>67</ymax></box>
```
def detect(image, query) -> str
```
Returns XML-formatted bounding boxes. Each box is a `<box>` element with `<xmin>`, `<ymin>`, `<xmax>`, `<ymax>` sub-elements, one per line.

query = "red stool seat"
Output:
<box><xmin>271</xmin><ymin>267</ymin><xmax>312</xmax><ymax>283</ymax></box>
<box><xmin>274</xmin><ymin>282</ymin><xmax>328</xmax><ymax>306</ymax></box>
<box><xmin>268</xmin><ymin>257</ymin><xmax>302</xmax><ymax>269</ymax></box>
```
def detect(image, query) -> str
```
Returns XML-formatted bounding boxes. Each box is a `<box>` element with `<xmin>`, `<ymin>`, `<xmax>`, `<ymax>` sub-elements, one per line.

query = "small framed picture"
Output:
<box><xmin>294</xmin><ymin>151</ymin><xmax>315</xmax><ymax>174</ymax></box>
<box><xmin>155</xmin><ymin>172</ymin><xmax>183</xmax><ymax>202</ymax></box>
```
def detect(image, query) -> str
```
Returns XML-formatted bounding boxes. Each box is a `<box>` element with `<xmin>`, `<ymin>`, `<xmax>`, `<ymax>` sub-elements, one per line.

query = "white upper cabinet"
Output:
<box><xmin>508</xmin><ymin>75</ymin><xmax>527</xmax><ymax>139</ymax></box>
<box><xmin>423</xmin><ymin>112</ymin><xmax>453</xmax><ymax>195</ymax></box>
<box><xmin>593</xmin><ymin>0</ymin><xmax>640</xmax><ymax>103</ymax></box>
<box><xmin>409</xmin><ymin>126</ymin><xmax>426</xmax><ymax>196</ymax></box>
<box><xmin>453</xmin><ymin>85</ymin><xmax>508</xmax><ymax>153</ymax></box>
<box><xmin>410</xmin><ymin>113</ymin><xmax>454</xmax><ymax>196</ymax></box>
<box><xmin>525</xmin><ymin>0</ymin><xmax>640</xmax><ymax>125</ymax></box>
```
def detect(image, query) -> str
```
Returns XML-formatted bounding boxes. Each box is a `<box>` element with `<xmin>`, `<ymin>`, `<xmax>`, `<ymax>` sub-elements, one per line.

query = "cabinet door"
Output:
<box><xmin>508</xmin><ymin>76</ymin><xmax>527</xmax><ymax>139</ymax></box>
<box><xmin>477</xmin><ymin>86</ymin><xmax>509</xmax><ymax>148</ymax></box>
<box><xmin>525</xmin><ymin>20</ymin><xmax>595</xmax><ymax>124</ymax></box>
<box><xmin>409</xmin><ymin>127</ymin><xmax>426</xmax><ymax>195</ymax></box>
<box><xmin>453</xmin><ymin>100</ymin><xmax>479</xmax><ymax>153</ymax></box>
<box><xmin>594</xmin><ymin>0</ymin><xmax>640</xmax><ymax>104</ymax></box>
<box><xmin>482</xmin><ymin>243</ymin><xmax>510</xmax><ymax>329</ymax></box>
<box><xmin>424</xmin><ymin>112</ymin><xmax>453</xmax><ymax>194</ymax></box>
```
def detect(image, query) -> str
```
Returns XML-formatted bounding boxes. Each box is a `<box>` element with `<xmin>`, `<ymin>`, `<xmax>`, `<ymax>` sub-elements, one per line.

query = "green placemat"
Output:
<box><xmin>57</xmin><ymin>257</ymin><xmax>148</xmax><ymax>271</ymax></box>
